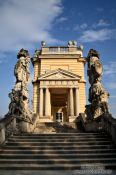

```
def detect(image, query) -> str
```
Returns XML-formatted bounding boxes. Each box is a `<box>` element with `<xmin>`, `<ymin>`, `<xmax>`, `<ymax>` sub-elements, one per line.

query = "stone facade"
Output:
<box><xmin>31</xmin><ymin>41</ymin><xmax>86</xmax><ymax>122</ymax></box>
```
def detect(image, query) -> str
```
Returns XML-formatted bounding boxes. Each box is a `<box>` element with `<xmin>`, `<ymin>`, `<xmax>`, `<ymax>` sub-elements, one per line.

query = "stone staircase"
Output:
<box><xmin>34</xmin><ymin>122</ymin><xmax>82</xmax><ymax>133</ymax></box>
<box><xmin>0</xmin><ymin>132</ymin><xmax>116</xmax><ymax>170</ymax></box>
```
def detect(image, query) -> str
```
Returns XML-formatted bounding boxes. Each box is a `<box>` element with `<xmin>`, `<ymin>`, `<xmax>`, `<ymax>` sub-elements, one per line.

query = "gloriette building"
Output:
<box><xmin>1</xmin><ymin>40</ymin><xmax>116</xmax><ymax>171</ymax></box>
<box><xmin>31</xmin><ymin>41</ymin><xmax>86</xmax><ymax>122</ymax></box>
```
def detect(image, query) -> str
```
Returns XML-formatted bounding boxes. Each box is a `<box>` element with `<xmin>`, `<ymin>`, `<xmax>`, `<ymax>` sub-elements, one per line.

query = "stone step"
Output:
<box><xmin>12</xmin><ymin>134</ymin><xmax>108</xmax><ymax>138</ymax></box>
<box><xmin>0</xmin><ymin>132</ymin><xmax>116</xmax><ymax>171</ymax></box>
<box><xmin>5</xmin><ymin>141</ymin><xmax>113</xmax><ymax>147</ymax></box>
<box><xmin>10</xmin><ymin>136</ymin><xmax>109</xmax><ymax>140</ymax></box>
<box><xmin>8</xmin><ymin>138</ymin><xmax>110</xmax><ymax>142</ymax></box>
<box><xmin>13</xmin><ymin>132</ymin><xmax>108</xmax><ymax>137</ymax></box>
<box><xmin>0</xmin><ymin>163</ymin><xmax>115</xmax><ymax>170</ymax></box>
<box><xmin>0</xmin><ymin>158</ymin><xmax>116</xmax><ymax>164</ymax></box>
<box><xmin>10</xmin><ymin>133</ymin><xmax>109</xmax><ymax>136</ymax></box>
<box><xmin>1</xmin><ymin>148</ymin><xmax>116</xmax><ymax>154</ymax></box>
<box><xmin>0</xmin><ymin>153</ymin><xmax>116</xmax><ymax>159</ymax></box>
<box><xmin>3</xmin><ymin>144</ymin><xmax>115</xmax><ymax>149</ymax></box>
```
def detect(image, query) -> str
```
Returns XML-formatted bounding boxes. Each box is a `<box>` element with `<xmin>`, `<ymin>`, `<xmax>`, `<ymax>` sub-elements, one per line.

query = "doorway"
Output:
<box><xmin>51</xmin><ymin>88</ymin><xmax>68</xmax><ymax>122</ymax></box>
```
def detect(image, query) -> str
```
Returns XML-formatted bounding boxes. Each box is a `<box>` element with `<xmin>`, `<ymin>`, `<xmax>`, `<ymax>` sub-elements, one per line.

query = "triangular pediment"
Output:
<box><xmin>38</xmin><ymin>68</ymin><xmax>81</xmax><ymax>80</ymax></box>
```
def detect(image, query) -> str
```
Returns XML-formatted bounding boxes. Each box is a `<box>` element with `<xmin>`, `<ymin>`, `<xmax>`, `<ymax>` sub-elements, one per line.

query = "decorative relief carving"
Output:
<box><xmin>38</xmin><ymin>68</ymin><xmax>81</xmax><ymax>81</ymax></box>
<box><xmin>46</xmin><ymin>73</ymin><xmax>72</xmax><ymax>79</ymax></box>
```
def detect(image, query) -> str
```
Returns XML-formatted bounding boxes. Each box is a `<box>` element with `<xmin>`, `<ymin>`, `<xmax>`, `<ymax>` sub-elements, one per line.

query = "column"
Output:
<box><xmin>33</xmin><ymin>83</ymin><xmax>38</xmax><ymax>113</ymax></box>
<box><xmin>69</xmin><ymin>88</ymin><xmax>74</xmax><ymax>116</ymax></box>
<box><xmin>75</xmin><ymin>87</ymin><xmax>80</xmax><ymax>116</ymax></box>
<box><xmin>45</xmin><ymin>88</ymin><xmax>51</xmax><ymax>116</ymax></box>
<box><xmin>39</xmin><ymin>88</ymin><xmax>43</xmax><ymax>116</ymax></box>
<box><xmin>49</xmin><ymin>89</ymin><xmax>51</xmax><ymax>116</ymax></box>
<box><xmin>67</xmin><ymin>91</ymin><xmax>70</xmax><ymax>116</ymax></box>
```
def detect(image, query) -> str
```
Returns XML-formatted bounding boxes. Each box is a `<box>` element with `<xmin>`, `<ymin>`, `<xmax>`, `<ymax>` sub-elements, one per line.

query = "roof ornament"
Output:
<box><xmin>78</xmin><ymin>45</ymin><xmax>84</xmax><ymax>51</ymax></box>
<box><xmin>68</xmin><ymin>40</ymin><xmax>77</xmax><ymax>47</ymax></box>
<box><xmin>41</xmin><ymin>41</ymin><xmax>46</xmax><ymax>47</ymax></box>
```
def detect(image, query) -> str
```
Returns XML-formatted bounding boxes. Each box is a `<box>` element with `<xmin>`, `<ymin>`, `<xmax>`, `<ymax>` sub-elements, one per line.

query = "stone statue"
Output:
<box><xmin>31</xmin><ymin>49</ymin><xmax>40</xmax><ymax>63</ymax></box>
<box><xmin>7</xmin><ymin>49</ymin><xmax>32</xmax><ymax>121</ymax></box>
<box><xmin>87</xmin><ymin>49</ymin><xmax>103</xmax><ymax>85</ymax></box>
<box><xmin>86</xmin><ymin>49</ymin><xmax>109</xmax><ymax>120</ymax></box>
<box><xmin>15</xmin><ymin>49</ymin><xmax>30</xmax><ymax>85</ymax></box>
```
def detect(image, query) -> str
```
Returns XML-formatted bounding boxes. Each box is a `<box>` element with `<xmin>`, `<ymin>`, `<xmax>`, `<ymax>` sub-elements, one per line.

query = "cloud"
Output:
<box><xmin>96</xmin><ymin>8</ymin><xmax>104</xmax><ymax>12</ymax></box>
<box><xmin>56</xmin><ymin>17</ymin><xmax>67</xmax><ymax>23</ymax></box>
<box><xmin>79</xmin><ymin>28</ymin><xmax>116</xmax><ymax>42</ymax></box>
<box><xmin>108</xmin><ymin>82</ymin><xmax>116</xmax><ymax>89</ymax></box>
<box><xmin>103</xmin><ymin>62</ymin><xmax>116</xmax><ymax>91</ymax></box>
<box><xmin>97</xmin><ymin>19</ymin><xmax>110</xmax><ymax>27</ymax></box>
<box><xmin>74</xmin><ymin>20</ymin><xmax>109</xmax><ymax>32</ymax></box>
<box><xmin>0</xmin><ymin>60</ymin><xmax>3</xmax><ymax>64</ymax></box>
<box><xmin>0</xmin><ymin>0</ymin><xmax>63</xmax><ymax>52</ymax></box>
<box><xmin>104</xmin><ymin>62</ymin><xmax>116</xmax><ymax>75</ymax></box>
<box><xmin>92</xmin><ymin>19</ymin><xmax>110</xmax><ymax>28</ymax></box>
<box><xmin>110</xmin><ymin>95</ymin><xmax>116</xmax><ymax>99</ymax></box>
<box><xmin>80</xmin><ymin>23</ymin><xmax>88</xmax><ymax>29</ymax></box>
<box><xmin>109</xmin><ymin>104</ymin><xmax>116</xmax><ymax>118</ymax></box>
<box><xmin>0</xmin><ymin>53</ymin><xmax>8</xmax><ymax>64</ymax></box>
<box><xmin>74</xmin><ymin>23</ymin><xmax>88</xmax><ymax>31</ymax></box>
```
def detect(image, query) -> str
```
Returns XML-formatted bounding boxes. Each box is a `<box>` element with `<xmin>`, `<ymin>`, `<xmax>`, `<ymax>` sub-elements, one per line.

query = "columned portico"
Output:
<box><xmin>38</xmin><ymin>83</ymin><xmax>80</xmax><ymax>122</ymax></box>
<box><xmin>37</xmin><ymin>68</ymin><xmax>82</xmax><ymax>122</ymax></box>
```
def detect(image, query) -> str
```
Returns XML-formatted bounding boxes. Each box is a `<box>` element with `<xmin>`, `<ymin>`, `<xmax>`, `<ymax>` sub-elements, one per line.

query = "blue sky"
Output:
<box><xmin>0</xmin><ymin>0</ymin><xmax>116</xmax><ymax>117</ymax></box>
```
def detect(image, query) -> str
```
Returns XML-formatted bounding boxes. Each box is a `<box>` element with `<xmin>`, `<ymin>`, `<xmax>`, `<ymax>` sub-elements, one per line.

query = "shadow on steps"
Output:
<box><xmin>34</xmin><ymin>122</ymin><xmax>85</xmax><ymax>133</ymax></box>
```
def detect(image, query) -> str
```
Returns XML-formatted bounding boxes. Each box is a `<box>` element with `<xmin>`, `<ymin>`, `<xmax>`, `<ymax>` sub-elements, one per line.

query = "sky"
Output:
<box><xmin>0</xmin><ymin>0</ymin><xmax>116</xmax><ymax>117</ymax></box>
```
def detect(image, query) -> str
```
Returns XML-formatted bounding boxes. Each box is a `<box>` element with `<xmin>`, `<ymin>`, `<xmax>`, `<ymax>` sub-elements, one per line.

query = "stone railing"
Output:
<box><xmin>0</xmin><ymin>115</ymin><xmax>37</xmax><ymax>145</ymax></box>
<box><xmin>41</xmin><ymin>46</ymin><xmax>83</xmax><ymax>56</ymax></box>
<box><xmin>101</xmin><ymin>114</ymin><xmax>116</xmax><ymax>144</ymax></box>
<box><xmin>77</xmin><ymin>113</ymin><xmax>116</xmax><ymax>144</ymax></box>
<box><xmin>49</xmin><ymin>47</ymin><xmax>69</xmax><ymax>53</ymax></box>
<box><xmin>0</xmin><ymin>115</ymin><xmax>16</xmax><ymax>145</ymax></box>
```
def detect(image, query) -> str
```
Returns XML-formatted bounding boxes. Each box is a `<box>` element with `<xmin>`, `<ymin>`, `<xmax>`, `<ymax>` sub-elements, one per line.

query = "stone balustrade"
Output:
<box><xmin>101</xmin><ymin>114</ymin><xmax>116</xmax><ymax>144</ymax></box>
<box><xmin>0</xmin><ymin>116</ymin><xmax>16</xmax><ymax>145</ymax></box>
<box><xmin>41</xmin><ymin>46</ymin><xmax>83</xmax><ymax>56</ymax></box>
<box><xmin>49</xmin><ymin>47</ymin><xmax>69</xmax><ymax>52</ymax></box>
<box><xmin>0</xmin><ymin>115</ymin><xmax>37</xmax><ymax>145</ymax></box>
<box><xmin>77</xmin><ymin>113</ymin><xmax>116</xmax><ymax>144</ymax></box>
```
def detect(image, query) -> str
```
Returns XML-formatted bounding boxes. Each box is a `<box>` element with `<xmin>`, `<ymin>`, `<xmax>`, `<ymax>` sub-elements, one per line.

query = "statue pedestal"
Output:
<box><xmin>19</xmin><ymin>120</ymin><xmax>33</xmax><ymax>133</ymax></box>
<box><xmin>69</xmin><ymin>116</ymin><xmax>77</xmax><ymax>122</ymax></box>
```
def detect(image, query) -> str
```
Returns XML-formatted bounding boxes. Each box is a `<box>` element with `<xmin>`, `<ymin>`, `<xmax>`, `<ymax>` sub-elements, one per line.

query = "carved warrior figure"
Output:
<box><xmin>8</xmin><ymin>49</ymin><xmax>32</xmax><ymax>120</ymax></box>
<box><xmin>86</xmin><ymin>49</ymin><xmax>109</xmax><ymax>119</ymax></box>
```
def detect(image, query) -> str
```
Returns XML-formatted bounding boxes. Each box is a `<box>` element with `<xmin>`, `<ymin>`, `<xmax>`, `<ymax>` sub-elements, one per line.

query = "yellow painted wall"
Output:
<box><xmin>40</xmin><ymin>59</ymin><xmax>85</xmax><ymax>80</ymax></box>
<box><xmin>33</xmin><ymin>62</ymin><xmax>40</xmax><ymax>80</ymax></box>
<box><xmin>78</xmin><ymin>82</ymin><xmax>86</xmax><ymax>112</ymax></box>
<box><xmin>33</xmin><ymin>55</ymin><xmax>86</xmax><ymax>114</ymax></box>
